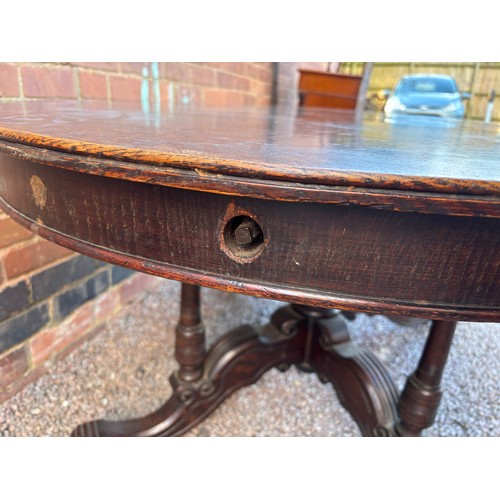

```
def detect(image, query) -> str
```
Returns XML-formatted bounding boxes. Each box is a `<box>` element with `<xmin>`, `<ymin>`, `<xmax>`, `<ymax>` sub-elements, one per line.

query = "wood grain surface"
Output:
<box><xmin>0</xmin><ymin>100</ymin><xmax>498</xmax><ymax>321</ymax></box>
<box><xmin>0</xmin><ymin>100</ymin><xmax>498</xmax><ymax>195</ymax></box>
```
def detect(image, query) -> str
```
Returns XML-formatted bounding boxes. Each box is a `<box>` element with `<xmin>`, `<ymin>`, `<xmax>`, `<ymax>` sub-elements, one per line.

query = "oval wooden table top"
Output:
<box><xmin>0</xmin><ymin>100</ymin><xmax>499</xmax><ymax>321</ymax></box>
<box><xmin>0</xmin><ymin>99</ymin><xmax>499</xmax><ymax>196</ymax></box>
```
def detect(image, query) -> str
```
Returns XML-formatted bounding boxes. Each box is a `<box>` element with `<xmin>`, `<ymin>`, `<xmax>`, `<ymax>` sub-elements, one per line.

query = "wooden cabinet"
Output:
<box><xmin>298</xmin><ymin>69</ymin><xmax>362</xmax><ymax>109</ymax></box>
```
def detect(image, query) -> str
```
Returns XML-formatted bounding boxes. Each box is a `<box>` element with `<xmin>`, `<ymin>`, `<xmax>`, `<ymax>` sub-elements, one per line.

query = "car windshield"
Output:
<box><xmin>395</xmin><ymin>77</ymin><xmax>457</xmax><ymax>95</ymax></box>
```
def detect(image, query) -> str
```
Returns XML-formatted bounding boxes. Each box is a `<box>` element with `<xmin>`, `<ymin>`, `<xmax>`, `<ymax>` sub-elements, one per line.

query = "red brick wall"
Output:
<box><xmin>0</xmin><ymin>61</ymin><xmax>330</xmax><ymax>402</ymax></box>
<box><xmin>0</xmin><ymin>62</ymin><xmax>274</xmax><ymax>107</ymax></box>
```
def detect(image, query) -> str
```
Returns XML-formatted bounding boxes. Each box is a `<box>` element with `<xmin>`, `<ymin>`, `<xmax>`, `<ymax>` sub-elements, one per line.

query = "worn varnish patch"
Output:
<box><xmin>30</xmin><ymin>175</ymin><xmax>47</xmax><ymax>209</ymax></box>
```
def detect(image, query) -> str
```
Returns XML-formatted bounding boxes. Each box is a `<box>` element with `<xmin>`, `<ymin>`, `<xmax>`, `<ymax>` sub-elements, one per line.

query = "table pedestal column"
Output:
<box><xmin>72</xmin><ymin>284</ymin><xmax>455</xmax><ymax>437</ymax></box>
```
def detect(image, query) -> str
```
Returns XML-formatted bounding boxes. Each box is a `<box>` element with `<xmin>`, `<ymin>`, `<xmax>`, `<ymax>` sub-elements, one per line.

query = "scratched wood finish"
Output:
<box><xmin>0</xmin><ymin>100</ymin><xmax>499</xmax><ymax>197</ymax></box>
<box><xmin>0</xmin><ymin>101</ymin><xmax>499</xmax><ymax>321</ymax></box>
<box><xmin>0</xmin><ymin>154</ymin><xmax>498</xmax><ymax>321</ymax></box>
<box><xmin>1</xmin><ymin>140</ymin><xmax>498</xmax><ymax>218</ymax></box>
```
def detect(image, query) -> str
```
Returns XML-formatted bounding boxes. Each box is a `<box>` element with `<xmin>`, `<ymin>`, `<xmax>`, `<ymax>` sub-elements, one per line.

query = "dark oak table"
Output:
<box><xmin>0</xmin><ymin>101</ymin><xmax>498</xmax><ymax>437</ymax></box>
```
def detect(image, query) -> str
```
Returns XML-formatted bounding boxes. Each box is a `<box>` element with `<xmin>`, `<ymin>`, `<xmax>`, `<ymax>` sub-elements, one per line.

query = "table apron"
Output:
<box><xmin>1</xmin><ymin>156</ymin><xmax>499</xmax><ymax>321</ymax></box>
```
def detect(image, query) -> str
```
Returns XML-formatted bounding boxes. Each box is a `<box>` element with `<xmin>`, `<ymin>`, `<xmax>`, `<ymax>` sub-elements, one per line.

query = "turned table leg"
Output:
<box><xmin>396</xmin><ymin>320</ymin><xmax>457</xmax><ymax>437</ymax></box>
<box><xmin>174</xmin><ymin>284</ymin><xmax>206</xmax><ymax>383</ymax></box>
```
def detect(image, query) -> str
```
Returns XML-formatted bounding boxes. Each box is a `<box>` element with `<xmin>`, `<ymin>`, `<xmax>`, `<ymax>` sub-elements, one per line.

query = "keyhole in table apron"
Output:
<box><xmin>222</xmin><ymin>215</ymin><xmax>265</xmax><ymax>262</ymax></box>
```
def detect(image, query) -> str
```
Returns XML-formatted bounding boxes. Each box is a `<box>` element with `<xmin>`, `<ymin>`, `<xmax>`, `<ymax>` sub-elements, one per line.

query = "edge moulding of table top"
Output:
<box><xmin>0</xmin><ymin>101</ymin><xmax>498</xmax><ymax>437</ymax></box>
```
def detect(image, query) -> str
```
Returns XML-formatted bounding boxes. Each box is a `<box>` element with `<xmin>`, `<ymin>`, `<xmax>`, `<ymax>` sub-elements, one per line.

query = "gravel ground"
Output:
<box><xmin>0</xmin><ymin>278</ymin><xmax>498</xmax><ymax>437</ymax></box>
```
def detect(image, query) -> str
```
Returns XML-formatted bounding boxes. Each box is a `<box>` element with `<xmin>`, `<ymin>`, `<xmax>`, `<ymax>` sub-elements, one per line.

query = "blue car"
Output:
<box><xmin>384</xmin><ymin>74</ymin><xmax>469</xmax><ymax>119</ymax></box>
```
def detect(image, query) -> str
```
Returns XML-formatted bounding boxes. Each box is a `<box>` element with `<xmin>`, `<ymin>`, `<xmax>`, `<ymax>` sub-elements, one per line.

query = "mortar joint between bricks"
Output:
<box><xmin>0</xmin><ymin>232</ymin><xmax>39</xmax><ymax>256</ymax></box>
<box><xmin>0</xmin><ymin>274</ymin><xmax>28</xmax><ymax>295</ymax></box>
<box><xmin>105</xmin><ymin>74</ymin><xmax>112</xmax><ymax>103</ymax></box>
<box><xmin>0</xmin><ymin>97</ymin><xmax>25</xmax><ymax>103</ymax></box>
<box><xmin>26</xmin><ymin>277</ymin><xmax>34</xmax><ymax>306</ymax></box>
<box><xmin>26</xmin><ymin>339</ymin><xmax>36</xmax><ymax>371</ymax></box>
<box><xmin>73</xmin><ymin>67</ymin><xmax>82</xmax><ymax>101</ymax></box>
<box><xmin>0</xmin><ymin>339</ymin><xmax>29</xmax><ymax>363</ymax></box>
<box><xmin>77</xmin><ymin>67</ymin><xmax>121</xmax><ymax>76</ymax></box>
<box><xmin>47</xmin><ymin>295</ymin><xmax>56</xmax><ymax>327</ymax></box>
<box><xmin>17</xmin><ymin>64</ymin><xmax>24</xmax><ymax>100</ymax></box>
